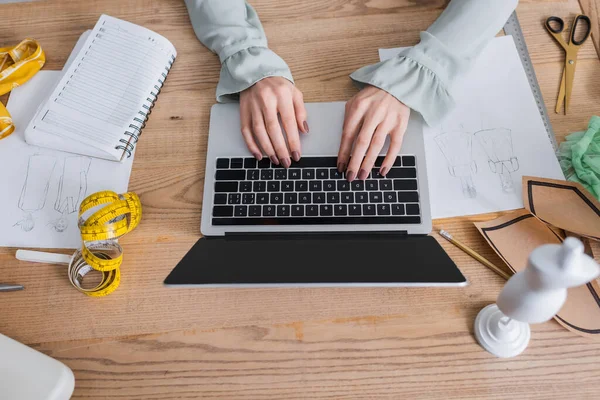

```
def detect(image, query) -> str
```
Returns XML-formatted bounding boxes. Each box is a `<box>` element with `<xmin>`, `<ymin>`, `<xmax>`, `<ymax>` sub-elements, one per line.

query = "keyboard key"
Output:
<box><xmin>337</xmin><ymin>180</ymin><xmax>350</xmax><ymax>191</ymax></box>
<box><xmin>394</xmin><ymin>179</ymin><xmax>418</xmax><ymax>191</ymax></box>
<box><xmin>402</xmin><ymin>156</ymin><xmax>416</xmax><ymax>166</ymax></box>
<box><xmin>320</xmin><ymin>205</ymin><xmax>333</xmax><ymax>216</ymax></box>
<box><xmin>267</xmin><ymin>181</ymin><xmax>280</xmax><ymax>192</ymax></box>
<box><xmin>249</xmin><ymin>205</ymin><xmax>261</xmax><ymax>217</ymax></box>
<box><xmin>355</xmin><ymin>192</ymin><xmax>368</xmax><ymax>203</ymax></box>
<box><xmin>377</xmin><ymin>204</ymin><xmax>391</xmax><ymax>215</ymax></box>
<box><xmin>295</xmin><ymin>181</ymin><xmax>308</xmax><ymax>192</ymax></box>
<box><xmin>213</xmin><ymin>206</ymin><xmax>233</xmax><ymax>217</ymax></box>
<box><xmin>313</xmin><ymin>192</ymin><xmax>326</xmax><ymax>203</ymax></box>
<box><xmin>316</xmin><ymin>169</ymin><xmax>329</xmax><ymax>179</ymax></box>
<box><xmin>379</xmin><ymin>180</ymin><xmax>392</xmax><ymax>191</ymax></box>
<box><xmin>366</xmin><ymin>180</ymin><xmax>378</xmax><ymax>191</ymax></box>
<box><xmin>341</xmin><ymin>193</ymin><xmax>354</xmax><ymax>203</ymax></box>
<box><xmin>384</xmin><ymin>192</ymin><xmax>397</xmax><ymax>203</ymax></box>
<box><xmin>289</xmin><ymin>169</ymin><xmax>301</xmax><ymax>179</ymax></box>
<box><xmin>261</xmin><ymin>169</ymin><xmax>274</xmax><ymax>180</ymax></box>
<box><xmin>216</xmin><ymin>158</ymin><xmax>229</xmax><ymax>169</ymax></box>
<box><xmin>247</xmin><ymin>170</ymin><xmax>260</xmax><ymax>180</ymax></box>
<box><xmin>349</xmin><ymin>204</ymin><xmax>361</xmax><ymax>215</ymax></box>
<box><xmin>244</xmin><ymin>158</ymin><xmax>257</xmax><ymax>169</ymax></box>
<box><xmin>334</xmin><ymin>204</ymin><xmax>348</xmax><ymax>216</ymax></box>
<box><xmin>285</xmin><ymin>193</ymin><xmax>298</xmax><ymax>204</ymax></box>
<box><xmin>270</xmin><ymin>193</ymin><xmax>283</xmax><ymax>204</ymax></box>
<box><xmin>290</xmin><ymin>157</ymin><xmax>337</xmax><ymax>168</ymax></box>
<box><xmin>324</xmin><ymin>180</ymin><xmax>336</xmax><ymax>191</ymax></box>
<box><xmin>216</xmin><ymin>170</ymin><xmax>245</xmax><ymax>181</ymax></box>
<box><xmin>253</xmin><ymin>181</ymin><xmax>266</xmax><ymax>192</ymax></box>
<box><xmin>310</xmin><ymin>181</ymin><xmax>322</xmax><ymax>191</ymax></box>
<box><xmin>274</xmin><ymin>169</ymin><xmax>287</xmax><ymax>180</ymax></box>
<box><xmin>282</xmin><ymin>181</ymin><xmax>294</xmax><ymax>191</ymax></box>
<box><xmin>291</xmin><ymin>205</ymin><xmax>304</xmax><ymax>216</ymax></box>
<box><xmin>394</xmin><ymin>157</ymin><xmax>403</xmax><ymax>166</ymax></box>
<box><xmin>351</xmin><ymin>181</ymin><xmax>364</xmax><ymax>191</ymax></box>
<box><xmin>371</xmin><ymin>169</ymin><xmax>384</xmax><ymax>179</ymax></box>
<box><xmin>386</xmin><ymin>168</ymin><xmax>416</xmax><ymax>179</ymax></box>
<box><xmin>306</xmin><ymin>205</ymin><xmax>319</xmax><ymax>216</ymax></box>
<box><xmin>242</xmin><ymin>193</ymin><xmax>255</xmax><ymax>204</ymax></box>
<box><xmin>231</xmin><ymin>158</ymin><xmax>243</xmax><ymax>168</ymax></box>
<box><xmin>374</xmin><ymin>156</ymin><xmax>385</xmax><ymax>167</ymax></box>
<box><xmin>228</xmin><ymin>193</ymin><xmax>241</xmax><ymax>204</ymax></box>
<box><xmin>327</xmin><ymin>193</ymin><xmax>340</xmax><ymax>203</ymax></box>
<box><xmin>213</xmin><ymin>216</ymin><xmax>422</xmax><ymax>225</ymax></box>
<box><xmin>330</xmin><ymin>169</ymin><xmax>343</xmax><ymax>179</ymax></box>
<box><xmin>277</xmin><ymin>205</ymin><xmax>290</xmax><ymax>216</ymax></box>
<box><xmin>397</xmin><ymin>191</ymin><xmax>419</xmax><ymax>202</ymax></box>
<box><xmin>257</xmin><ymin>193</ymin><xmax>269</xmax><ymax>204</ymax></box>
<box><xmin>299</xmin><ymin>193</ymin><xmax>311</xmax><ymax>203</ymax></box>
<box><xmin>369</xmin><ymin>192</ymin><xmax>383</xmax><ymax>203</ymax></box>
<box><xmin>302</xmin><ymin>169</ymin><xmax>315</xmax><ymax>180</ymax></box>
<box><xmin>214</xmin><ymin>194</ymin><xmax>227</xmax><ymax>204</ymax></box>
<box><xmin>392</xmin><ymin>204</ymin><xmax>405</xmax><ymax>215</ymax></box>
<box><xmin>263</xmin><ymin>205</ymin><xmax>276</xmax><ymax>216</ymax></box>
<box><xmin>235</xmin><ymin>205</ymin><xmax>248</xmax><ymax>217</ymax></box>
<box><xmin>363</xmin><ymin>204</ymin><xmax>376</xmax><ymax>215</ymax></box>
<box><xmin>258</xmin><ymin>158</ymin><xmax>271</xmax><ymax>168</ymax></box>
<box><xmin>406</xmin><ymin>204</ymin><xmax>420</xmax><ymax>215</ymax></box>
<box><xmin>240</xmin><ymin>181</ymin><xmax>252</xmax><ymax>192</ymax></box>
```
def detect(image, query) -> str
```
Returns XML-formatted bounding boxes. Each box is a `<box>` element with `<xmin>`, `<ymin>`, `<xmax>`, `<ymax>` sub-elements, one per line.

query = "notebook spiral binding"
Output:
<box><xmin>115</xmin><ymin>54</ymin><xmax>176</xmax><ymax>158</ymax></box>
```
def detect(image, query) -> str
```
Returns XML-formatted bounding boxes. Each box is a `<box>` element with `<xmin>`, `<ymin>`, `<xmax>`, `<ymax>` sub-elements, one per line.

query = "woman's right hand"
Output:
<box><xmin>239</xmin><ymin>77</ymin><xmax>309</xmax><ymax>168</ymax></box>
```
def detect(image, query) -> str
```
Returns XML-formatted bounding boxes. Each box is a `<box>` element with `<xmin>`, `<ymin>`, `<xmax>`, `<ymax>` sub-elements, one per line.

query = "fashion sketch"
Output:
<box><xmin>15</xmin><ymin>154</ymin><xmax>57</xmax><ymax>231</ymax></box>
<box><xmin>474</xmin><ymin>128</ymin><xmax>520</xmax><ymax>193</ymax></box>
<box><xmin>434</xmin><ymin>131</ymin><xmax>478</xmax><ymax>198</ymax></box>
<box><xmin>49</xmin><ymin>156</ymin><xmax>92</xmax><ymax>232</ymax></box>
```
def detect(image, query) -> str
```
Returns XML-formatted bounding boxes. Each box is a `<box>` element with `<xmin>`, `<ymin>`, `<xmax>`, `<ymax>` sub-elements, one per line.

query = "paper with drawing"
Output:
<box><xmin>379</xmin><ymin>36</ymin><xmax>564</xmax><ymax>218</ymax></box>
<box><xmin>0</xmin><ymin>71</ymin><xmax>133</xmax><ymax>248</ymax></box>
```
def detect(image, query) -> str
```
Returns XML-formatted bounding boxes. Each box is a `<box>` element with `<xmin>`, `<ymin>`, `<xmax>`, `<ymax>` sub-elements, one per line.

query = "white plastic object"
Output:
<box><xmin>16</xmin><ymin>249</ymin><xmax>72</xmax><ymax>265</ymax></box>
<box><xmin>475</xmin><ymin>237</ymin><xmax>600</xmax><ymax>358</ymax></box>
<box><xmin>0</xmin><ymin>334</ymin><xmax>75</xmax><ymax>400</ymax></box>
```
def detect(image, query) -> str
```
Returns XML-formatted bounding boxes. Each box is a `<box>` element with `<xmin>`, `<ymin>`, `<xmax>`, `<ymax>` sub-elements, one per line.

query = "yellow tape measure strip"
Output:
<box><xmin>0</xmin><ymin>38</ymin><xmax>45</xmax><ymax>140</ymax></box>
<box><xmin>70</xmin><ymin>191</ymin><xmax>142</xmax><ymax>297</ymax></box>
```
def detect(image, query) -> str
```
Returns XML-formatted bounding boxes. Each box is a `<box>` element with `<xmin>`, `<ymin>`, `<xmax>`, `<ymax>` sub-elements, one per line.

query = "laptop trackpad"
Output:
<box><xmin>164</xmin><ymin>234</ymin><xmax>467</xmax><ymax>287</ymax></box>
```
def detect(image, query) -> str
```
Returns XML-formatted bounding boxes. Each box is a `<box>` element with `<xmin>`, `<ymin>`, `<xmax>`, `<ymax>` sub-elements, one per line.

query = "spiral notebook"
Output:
<box><xmin>24</xmin><ymin>14</ymin><xmax>177</xmax><ymax>161</ymax></box>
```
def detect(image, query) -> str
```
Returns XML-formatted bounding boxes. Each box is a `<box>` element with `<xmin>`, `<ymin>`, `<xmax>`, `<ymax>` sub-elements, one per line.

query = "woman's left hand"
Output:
<box><xmin>337</xmin><ymin>85</ymin><xmax>410</xmax><ymax>181</ymax></box>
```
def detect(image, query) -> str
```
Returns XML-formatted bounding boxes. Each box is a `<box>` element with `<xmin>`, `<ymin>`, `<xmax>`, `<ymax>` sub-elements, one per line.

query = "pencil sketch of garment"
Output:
<box><xmin>15</xmin><ymin>154</ymin><xmax>57</xmax><ymax>231</ymax></box>
<box><xmin>434</xmin><ymin>131</ymin><xmax>477</xmax><ymax>198</ymax></box>
<box><xmin>474</xmin><ymin>128</ymin><xmax>519</xmax><ymax>193</ymax></box>
<box><xmin>50</xmin><ymin>156</ymin><xmax>92</xmax><ymax>232</ymax></box>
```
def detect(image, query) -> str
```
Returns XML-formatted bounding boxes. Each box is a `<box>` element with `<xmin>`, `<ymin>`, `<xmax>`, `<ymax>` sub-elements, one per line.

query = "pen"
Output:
<box><xmin>0</xmin><ymin>284</ymin><xmax>24</xmax><ymax>292</ymax></box>
<box><xmin>439</xmin><ymin>229</ymin><xmax>511</xmax><ymax>280</ymax></box>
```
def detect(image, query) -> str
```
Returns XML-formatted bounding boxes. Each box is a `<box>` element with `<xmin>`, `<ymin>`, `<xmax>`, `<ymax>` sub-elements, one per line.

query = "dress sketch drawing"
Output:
<box><xmin>474</xmin><ymin>128</ymin><xmax>520</xmax><ymax>193</ymax></box>
<box><xmin>434</xmin><ymin>131</ymin><xmax>478</xmax><ymax>198</ymax></box>
<box><xmin>49</xmin><ymin>156</ymin><xmax>92</xmax><ymax>232</ymax></box>
<box><xmin>15</xmin><ymin>154</ymin><xmax>57</xmax><ymax>231</ymax></box>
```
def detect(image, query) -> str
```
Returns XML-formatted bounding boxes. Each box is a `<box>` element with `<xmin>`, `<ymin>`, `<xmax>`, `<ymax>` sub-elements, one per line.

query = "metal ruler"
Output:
<box><xmin>503</xmin><ymin>11</ymin><xmax>558</xmax><ymax>150</ymax></box>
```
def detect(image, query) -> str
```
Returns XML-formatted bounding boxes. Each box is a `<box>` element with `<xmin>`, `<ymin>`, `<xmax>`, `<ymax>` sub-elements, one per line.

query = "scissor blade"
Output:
<box><xmin>564</xmin><ymin>57</ymin><xmax>576</xmax><ymax>114</ymax></box>
<box><xmin>556</xmin><ymin>68</ymin><xmax>566</xmax><ymax>114</ymax></box>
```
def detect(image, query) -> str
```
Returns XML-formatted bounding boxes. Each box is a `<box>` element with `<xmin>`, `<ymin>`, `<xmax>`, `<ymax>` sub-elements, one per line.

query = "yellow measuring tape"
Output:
<box><xmin>69</xmin><ymin>191</ymin><xmax>142</xmax><ymax>297</ymax></box>
<box><xmin>0</xmin><ymin>38</ymin><xmax>45</xmax><ymax>140</ymax></box>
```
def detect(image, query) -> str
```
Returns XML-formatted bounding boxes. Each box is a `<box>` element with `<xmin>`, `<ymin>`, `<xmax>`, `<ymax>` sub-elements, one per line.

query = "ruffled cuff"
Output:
<box><xmin>216</xmin><ymin>46</ymin><xmax>294</xmax><ymax>102</ymax></box>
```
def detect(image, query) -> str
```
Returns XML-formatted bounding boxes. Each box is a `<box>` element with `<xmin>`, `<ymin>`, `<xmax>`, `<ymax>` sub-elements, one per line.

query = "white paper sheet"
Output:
<box><xmin>379</xmin><ymin>36</ymin><xmax>564</xmax><ymax>218</ymax></box>
<box><xmin>0</xmin><ymin>71</ymin><xmax>134</xmax><ymax>249</ymax></box>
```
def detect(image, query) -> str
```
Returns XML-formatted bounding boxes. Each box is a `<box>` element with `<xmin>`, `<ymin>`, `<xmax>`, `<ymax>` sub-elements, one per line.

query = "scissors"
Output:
<box><xmin>545</xmin><ymin>14</ymin><xmax>591</xmax><ymax>114</ymax></box>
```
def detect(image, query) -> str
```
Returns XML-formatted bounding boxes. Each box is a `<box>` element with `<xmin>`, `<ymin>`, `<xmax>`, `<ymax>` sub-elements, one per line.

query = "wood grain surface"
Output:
<box><xmin>1</xmin><ymin>0</ymin><xmax>600</xmax><ymax>399</ymax></box>
<box><xmin>580</xmin><ymin>0</ymin><xmax>600</xmax><ymax>55</ymax></box>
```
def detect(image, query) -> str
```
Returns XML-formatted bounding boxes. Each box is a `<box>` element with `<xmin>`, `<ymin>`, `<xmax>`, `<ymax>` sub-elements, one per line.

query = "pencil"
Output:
<box><xmin>439</xmin><ymin>230</ymin><xmax>511</xmax><ymax>280</ymax></box>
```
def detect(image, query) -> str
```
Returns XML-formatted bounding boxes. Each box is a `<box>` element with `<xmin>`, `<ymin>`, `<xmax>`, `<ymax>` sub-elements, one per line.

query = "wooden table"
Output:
<box><xmin>1</xmin><ymin>0</ymin><xmax>600</xmax><ymax>398</ymax></box>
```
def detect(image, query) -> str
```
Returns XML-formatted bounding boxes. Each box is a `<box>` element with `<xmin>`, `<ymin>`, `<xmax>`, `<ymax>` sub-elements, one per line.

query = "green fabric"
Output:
<box><xmin>558</xmin><ymin>116</ymin><xmax>600</xmax><ymax>200</ymax></box>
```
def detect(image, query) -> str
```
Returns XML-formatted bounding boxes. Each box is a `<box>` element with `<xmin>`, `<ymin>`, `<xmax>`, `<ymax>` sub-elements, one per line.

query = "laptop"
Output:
<box><xmin>164</xmin><ymin>102</ymin><xmax>467</xmax><ymax>287</ymax></box>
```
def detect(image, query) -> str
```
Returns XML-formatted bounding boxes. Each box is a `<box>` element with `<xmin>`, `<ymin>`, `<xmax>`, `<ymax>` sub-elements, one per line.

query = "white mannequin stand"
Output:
<box><xmin>475</xmin><ymin>237</ymin><xmax>600</xmax><ymax>358</ymax></box>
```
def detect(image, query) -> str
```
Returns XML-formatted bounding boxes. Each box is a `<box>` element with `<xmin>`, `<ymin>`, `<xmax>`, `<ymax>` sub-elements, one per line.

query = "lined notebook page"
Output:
<box><xmin>26</xmin><ymin>15</ymin><xmax>177</xmax><ymax>161</ymax></box>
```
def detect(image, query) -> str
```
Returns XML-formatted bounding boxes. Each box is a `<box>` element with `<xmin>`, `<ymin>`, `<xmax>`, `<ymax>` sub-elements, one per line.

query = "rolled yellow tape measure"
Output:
<box><xmin>68</xmin><ymin>191</ymin><xmax>142</xmax><ymax>297</ymax></box>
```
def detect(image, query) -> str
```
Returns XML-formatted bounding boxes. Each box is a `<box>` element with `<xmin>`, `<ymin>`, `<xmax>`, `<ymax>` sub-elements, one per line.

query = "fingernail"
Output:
<box><xmin>282</xmin><ymin>158</ymin><xmax>291</xmax><ymax>168</ymax></box>
<box><xmin>303</xmin><ymin>121</ymin><xmax>309</xmax><ymax>133</ymax></box>
<box><xmin>358</xmin><ymin>169</ymin><xmax>369</xmax><ymax>180</ymax></box>
<box><xmin>347</xmin><ymin>170</ymin><xmax>356</xmax><ymax>182</ymax></box>
<box><xmin>254</xmin><ymin>152</ymin><xmax>262</xmax><ymax>160</ymax></box>
<box><xmin>270</xmin><ymin>155</ymin><xmax>280</xmax><ymax>165</ymax></box>
<box><xmin>337</xmin><ymin>162</ymin><xmax>346</xmax><ymax>173</ymax></box>
<box><xmin>380</xmin><ymin>166</ymin><xmax>389</xmax><ymax>176</ymax></box>
<box><xmin>292</xmin><ymin>151</ymin><xmax>300</xmax><ymax>162</ymax></box>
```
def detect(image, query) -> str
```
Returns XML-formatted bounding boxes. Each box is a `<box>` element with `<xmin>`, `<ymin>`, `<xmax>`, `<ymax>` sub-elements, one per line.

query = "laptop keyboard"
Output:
<box><xmin>211</xmin><ymin>156</ymin><xmax>421</xmax><ymax>226</ymax></box>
